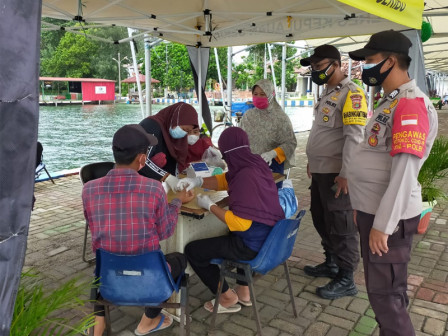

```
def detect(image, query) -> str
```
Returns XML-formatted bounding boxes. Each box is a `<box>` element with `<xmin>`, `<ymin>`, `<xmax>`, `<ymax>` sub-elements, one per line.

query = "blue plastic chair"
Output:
<box><xmin>210</xmin><ymin>210</ymin><xmax>306</xmax><ymax>336</ymax></box>
<box><xmin>94</xmin><ymin>249</ymin><xmax>190</xmax><ymax>336</ymax></box>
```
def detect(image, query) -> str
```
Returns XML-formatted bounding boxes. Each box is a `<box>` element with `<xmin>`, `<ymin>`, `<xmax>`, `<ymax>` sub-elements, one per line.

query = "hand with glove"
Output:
<box><xmin>196</xmin><ymin>193</ymin><xmax>216</xmax><ymax>211</ymax></box>
<box><xmin>260</xmin><ymin>150</ymin><xmax>277</xmax><ymax>166</ymax></box>
<box><xmin>177</xmin><ymin>177</ymin><xmax>203</xmax><ymax>192</ymax></box>
<box><xmin>164</xmin><ymin>174</ymin><xmax>181</xmax><ymax>192</ymax></box>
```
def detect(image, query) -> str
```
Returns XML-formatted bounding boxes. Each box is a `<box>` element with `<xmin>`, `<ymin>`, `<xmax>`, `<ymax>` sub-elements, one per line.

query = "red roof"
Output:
<box><xmin>39</xmin><ymin>77</ymin><xmax>115</xmax><ymax>83</ymax></box>
<box><xmin>122</xmin><ymin>74</ymin><xmax>160</xmax><ymax>84</ymax></box>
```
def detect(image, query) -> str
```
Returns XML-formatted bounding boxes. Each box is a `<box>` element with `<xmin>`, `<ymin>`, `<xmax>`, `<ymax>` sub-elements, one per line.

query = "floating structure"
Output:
<box><xmin>39</xmin><ymin>77</ymin><xmax>116</xmax><ymax>105</ymax></box>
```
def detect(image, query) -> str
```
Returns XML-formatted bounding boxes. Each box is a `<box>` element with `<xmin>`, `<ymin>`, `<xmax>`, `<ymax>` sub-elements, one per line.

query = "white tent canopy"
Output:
<box><xmin>41</xmin><ymin>0</ymin><xmax>408</xmax><ymax>48</ymax></box>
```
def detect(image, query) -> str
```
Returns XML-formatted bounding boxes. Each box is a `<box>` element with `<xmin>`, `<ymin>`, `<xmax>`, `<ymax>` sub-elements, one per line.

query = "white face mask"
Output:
<box><xmin>187</xmin><ymin>134</ymin><xmax>200</xmax><ymax>145</ymax></box>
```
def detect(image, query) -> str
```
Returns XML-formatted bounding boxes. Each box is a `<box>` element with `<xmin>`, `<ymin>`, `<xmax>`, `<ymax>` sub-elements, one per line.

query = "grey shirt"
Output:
<box><xmin>348</xmin><ymin>80</ymin><xmax>438</xmax><ymax>234</ymax></box>
<box><xmin>306</xmin><ymin>77</ymin><xmax>367</xmax><ymax>178</ymax></box>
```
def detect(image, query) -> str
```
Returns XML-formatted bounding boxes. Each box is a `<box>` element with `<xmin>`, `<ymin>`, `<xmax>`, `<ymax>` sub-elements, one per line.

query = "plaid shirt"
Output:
<box><xmin>82</xmin><ymin>168</ymin><xmax>181</xmax><ymax>254</ymax></box>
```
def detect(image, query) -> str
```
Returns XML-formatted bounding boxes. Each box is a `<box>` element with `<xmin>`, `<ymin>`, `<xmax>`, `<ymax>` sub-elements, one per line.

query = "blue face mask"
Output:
<box><xmin>169</xmin><ymin>126</ymin><xmax>187</xmax><ymax>139</ymax></box>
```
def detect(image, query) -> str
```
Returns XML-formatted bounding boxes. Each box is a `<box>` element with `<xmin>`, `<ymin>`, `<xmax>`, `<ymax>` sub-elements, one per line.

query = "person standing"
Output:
<box><xmin>348</xmin><ymin>30</ymin><xmax>438</xmax><ymax>335</ymax></box>
<box><xmin>82</xmin><ymin>124</ymin><xmax>193</xmax><ymax>336</ymax></box>
<box><xmin>301</xmin><ymin>45</ymin><xmax>368</xmax><ymax>299</ymax></box>
<box><xmin>240</xmin><ymin>79</ymin><xmax>297</xmax><ymax>181</ymax></box>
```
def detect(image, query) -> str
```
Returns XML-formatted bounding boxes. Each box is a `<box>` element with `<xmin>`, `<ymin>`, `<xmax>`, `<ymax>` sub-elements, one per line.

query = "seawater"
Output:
<box><xmin>38</xmin><ymin>103</ymin><xmax>312</xmax><ymax>172</ymax></box>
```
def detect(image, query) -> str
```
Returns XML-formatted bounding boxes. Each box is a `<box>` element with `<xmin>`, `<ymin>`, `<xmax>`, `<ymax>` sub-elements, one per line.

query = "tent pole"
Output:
<box><xmin>128</xmin><ymin>28</ymin><xmax>145</xmax><ymax>118</ymax></box>
<box><xmin>267</xmin><ymin>44</ymin><xmax>278</xmax><ymax>94</ymax></box>
<box><xmin>198</xmin><ymin>47</ymin><xmax>203</xmax><ymax>127</ymax></box>
<box><xmin>281</xmin><ymin>42</ymin><xmax>287</xmax><ymax>111</ymax></box>
<box><xmin>348</xmin><ymin>58</ymin><xmax>352</xmax><ymax>80</ymax></box>
<box><xmin>144</xmin><ymin>34</ymin><xmax>152</xmax><ymax>116</ymax></box>
<box><xmin>214</xmin><ymin>48</ymin><xmax>226</xmax><ymax>107</ymax></box>
<box><xmin>264</xmin><ymin>44</ymin><xmax>267</xmax><ymax>79</ymax></box>
<box><xmin>227</xmin><ymin>47</ymin><xmax>232</xmax><ymax>113</ymax></box>
<box><xmin>368</xmin><ymin>86</ymin><xmax>374</xmax><ymax>114</ymax></box>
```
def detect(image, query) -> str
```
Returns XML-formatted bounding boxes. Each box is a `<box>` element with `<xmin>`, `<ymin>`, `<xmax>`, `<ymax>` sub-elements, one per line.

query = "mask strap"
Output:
<box><xmin>324</xmin><ymin>62</ymin><xmax>334</xmax><ymax>75</ymax></box>
<box><xmin>223</xmin><ymin>145</ymin><xmax>249</xmax><ymax>154</ymax></box>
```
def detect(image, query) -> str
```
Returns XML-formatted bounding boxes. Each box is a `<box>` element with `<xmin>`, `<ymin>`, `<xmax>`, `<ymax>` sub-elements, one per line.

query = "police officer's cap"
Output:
<box><xmin>349</xmin><ymin>30</ymin><xmax>412</xmax><ymax>61</ymax></box>
<box><xmin>300</xmin><ymin>45</ymin><xmax>341</xmax><ymax>67</ymax></box>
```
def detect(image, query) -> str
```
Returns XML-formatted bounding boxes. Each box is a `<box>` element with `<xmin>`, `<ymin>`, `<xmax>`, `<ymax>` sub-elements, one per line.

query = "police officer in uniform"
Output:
<box><xmin>348</xmin><ymin>30</ymin><xmax>438</xmax><ymax>335</ymax></box>
<box><xmin>301</xmin><ymin>45</ymin><xmax>367</xmax><ymax>299</ymax></box>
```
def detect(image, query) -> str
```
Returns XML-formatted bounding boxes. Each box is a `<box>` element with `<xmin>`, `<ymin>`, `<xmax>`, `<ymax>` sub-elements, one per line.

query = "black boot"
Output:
<box><xmin>304</xmin><ymin>254</ymin><xmax>339</xmax><ymax>278</ymax></box>
<box><xmin>316</xmin><ymin>268</ymin><xmax>358</xmax><ymax>299</ymax></box>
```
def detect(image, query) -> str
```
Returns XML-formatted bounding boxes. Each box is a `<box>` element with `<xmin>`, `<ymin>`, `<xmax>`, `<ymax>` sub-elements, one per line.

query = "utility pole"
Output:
<box><xmin>112</xmin><ymin>52</ymin><xmax>128</xmax><ymax>100</ymax></box>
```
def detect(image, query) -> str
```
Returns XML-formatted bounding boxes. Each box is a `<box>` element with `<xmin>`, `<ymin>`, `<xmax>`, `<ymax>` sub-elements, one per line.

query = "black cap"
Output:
<box><xmin>349</xmin><ymin>30</ymin><xmax>412</xmax><ymax>61</ymax></box>
<box><xmin>300</xmin><ymin>45</ymin><xmax>341</xmax><ymax>66</ymax></box>
<box><xmin>112</xmin><ymin>124</ymin><xmax>157</xmax><ymax>151</ymax></box>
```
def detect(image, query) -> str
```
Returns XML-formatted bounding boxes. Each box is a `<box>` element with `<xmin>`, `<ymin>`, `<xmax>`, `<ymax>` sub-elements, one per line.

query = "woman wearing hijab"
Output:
<box><xmin>240</xmin><ymin>79</ymin><xmax>297</xmax><ymax>180</ymax></box>
<box><xmin>139</xmin><ymin>102</ymin><xmax>198</xmax><ymax>191</ymax></box>
<box><xmin>179</xmin><ymin>127</ymin><xmax>285</xmax><ymax>313</ymax></box>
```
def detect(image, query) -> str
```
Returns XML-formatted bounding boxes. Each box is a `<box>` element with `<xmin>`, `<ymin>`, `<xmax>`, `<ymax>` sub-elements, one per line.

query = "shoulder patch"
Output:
<box><xmin>390</xmin><ymin>97</ymin><xmax>429</xmax><ymax>159</ymax></box>
<box><xmin>342</xmin><ymin>89</ymin><xmax>368</xmax><ymax>126</ymax></box>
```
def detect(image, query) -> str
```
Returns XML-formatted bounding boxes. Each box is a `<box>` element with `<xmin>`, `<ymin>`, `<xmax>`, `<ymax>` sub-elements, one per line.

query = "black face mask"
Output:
<box><xmin>311</xmin><ymin>63</ymin><xmax>334</xmax><ymax>86</ymax></box>
<box><xmin>362</xmin><ymin>58</ymin><xmax>394</xmax><ymax>87</ymax></box>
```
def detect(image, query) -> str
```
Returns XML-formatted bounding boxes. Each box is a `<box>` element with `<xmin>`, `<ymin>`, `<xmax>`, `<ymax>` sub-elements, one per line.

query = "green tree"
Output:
<box><xmin>41</xmin><ymin>31</ymin><xmax>98</xmax><ymax>77</ymax></box>
<box><xmin>144</xmin><ymin>43</ymin><xmax>194</xmax><ymax>92</ymax></box>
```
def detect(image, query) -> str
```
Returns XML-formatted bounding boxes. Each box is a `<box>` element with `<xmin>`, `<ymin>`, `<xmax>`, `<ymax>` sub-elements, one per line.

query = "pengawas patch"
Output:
<box><xmin>390</xmin><ymin>97</ymin><xmax>429</xmax><ymax>159</ymax></box>
<box><xmin>342</xmin><ymin>89</ymin><xmax>368</xmax><ymax>125</ymax></box>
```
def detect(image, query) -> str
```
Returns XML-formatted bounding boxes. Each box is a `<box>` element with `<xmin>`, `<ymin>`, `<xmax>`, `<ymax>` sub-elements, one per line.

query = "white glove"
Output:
<box><xmin>177</xmin><ymin>177</ymin><xmax>204</xmax><ymax>192</ymax></box>
<box><xmin>197</xmin><ymin>193</ymin><xmax>216</xmax><ymax>211</ymax></box>
<box><xmin>208</xmin><ymin>147</ymin><xmax>223</xmax><ymax>159</ymax></box>
<box><xmin>261</xmin><ymin>150</ymin><xmax>277</xmax><ymax>165</ymax></box>
<box><xmin>165</xmin><ymin>174</ymin><xmax>180</xmax><ymax>192</ymax></box>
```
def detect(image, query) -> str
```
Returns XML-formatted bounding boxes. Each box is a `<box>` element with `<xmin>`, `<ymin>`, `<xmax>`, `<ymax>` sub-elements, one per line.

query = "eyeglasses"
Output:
<box><xmin>311</xmin><ymin>61</ymin><xmax>331</xmax><ymax>71</ymax></box>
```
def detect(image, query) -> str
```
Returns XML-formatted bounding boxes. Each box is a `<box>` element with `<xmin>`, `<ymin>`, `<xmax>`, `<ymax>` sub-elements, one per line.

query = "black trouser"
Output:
<box><xmin>185</xmin><ymin>235</ymin><xmax>258</xmax><ymax>294</ymax></box>
<box><xmin>94</xmin><ymin>252</ymin><xmax>187</xmax><ymax>319</ymax></box>
<box><xmin>357</xmin><ymin>211</ymin><xmax>419</xmax><ymax>336</ymax></box>
<box><xmin>310</xmin><ymin>173</ymin><xmax>359</xmax><ymax>271</ymax></box>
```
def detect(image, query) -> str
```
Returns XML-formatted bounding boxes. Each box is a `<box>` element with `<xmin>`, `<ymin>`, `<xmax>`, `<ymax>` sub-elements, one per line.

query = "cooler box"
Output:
<box><xmin>231</xmin><ymin>102</ymin><xmax>254</xmax><ymax>117</ymax></box>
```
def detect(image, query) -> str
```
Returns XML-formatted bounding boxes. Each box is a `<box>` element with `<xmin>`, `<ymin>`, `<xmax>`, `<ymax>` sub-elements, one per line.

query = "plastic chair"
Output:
<box><xmin>35</xmin><ymin>142</ymin><xmax>55</xmax><ymax>184</ymax></box>
<box><xmin>94</xmin><ymin>249</ymin><xmax>190</xmax><ymax>336</ymax></box>
<box><xmin>210</xmin><ymin>210</ymin><xmax>306</xmax><ymax>336</ymax></box>
<box><xmin>79</xmin><ymin>161</ymin><xmax>115</xmax><ymax>263</ymax></box>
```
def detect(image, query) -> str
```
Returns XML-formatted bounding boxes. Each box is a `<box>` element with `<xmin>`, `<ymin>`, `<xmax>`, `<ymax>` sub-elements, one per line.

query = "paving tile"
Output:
<box><xmin>303</xmin><ymin>322</ymin><xmax>330</xmax><ymax>336</ymax></box>
<box><xmin>317</xmin><ymin>312</ymin><xmax>355</xmax><ymax>330</ymax></box>
<box><xmin>423</xmin><ymin>317</ymin><xmax>446</xmax><ymax>336</ymax></box>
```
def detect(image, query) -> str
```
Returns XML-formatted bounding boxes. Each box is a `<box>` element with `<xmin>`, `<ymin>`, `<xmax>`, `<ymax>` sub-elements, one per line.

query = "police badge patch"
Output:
<box><xmin>350</xmin><ymin>94</ymin><xmax>362</xmax><ymax>110</ymax></box>
<box><xmin>368</xmin><ymin>134</ymin><xmax>378</xmax><ymax>147</ymax></box>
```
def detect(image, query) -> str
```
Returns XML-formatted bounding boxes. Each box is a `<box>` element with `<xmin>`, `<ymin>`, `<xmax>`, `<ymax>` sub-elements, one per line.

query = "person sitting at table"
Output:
<box><xmin>139</xmin><ymin>102</ymin><xmax>198</xmax><ymax>191</ymax></box>
<box><xmin>177</xmin><ymin>127</ymin><xmax>285</xmax><ymax>313</ymax></box>
<box><xmin>82</xmin><ymin>124</ymin><xmax>194</xmax><ymax>336</ymax></box>
<box><xmin>178</xmin><ymin>126</ymin><xmax>226</xmax><ymax>172</ymax></box>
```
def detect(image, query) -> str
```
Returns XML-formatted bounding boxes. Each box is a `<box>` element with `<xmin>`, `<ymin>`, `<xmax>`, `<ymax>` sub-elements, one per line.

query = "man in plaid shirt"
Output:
<box><xmin>82</xmin><ymin>124</ymin><xmax>193</xmax><ymax>336</ymax></box>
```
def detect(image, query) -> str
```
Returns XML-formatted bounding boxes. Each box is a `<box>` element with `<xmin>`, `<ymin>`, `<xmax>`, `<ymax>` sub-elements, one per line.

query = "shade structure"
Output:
<box><xmin>122</xmin><ymin>74</ymin><xmax>160</xmax><ymax>84</ymax></box>
<box><xmin>41</xmin><ymin>0</ymin><xmax>415</xmax><ymax>48</ymax></box>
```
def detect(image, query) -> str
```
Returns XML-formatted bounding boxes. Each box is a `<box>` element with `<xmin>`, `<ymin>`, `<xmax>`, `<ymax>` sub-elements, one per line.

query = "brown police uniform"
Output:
<box><xmin>306</xmin><ymin>76</ymin><xmax>367</xmax><ymax>273</ymax></box>
<box><xmin>348</xmin><ymin>79</ymin><xmax>438</xmax><ymax>335</ymax></box>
